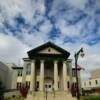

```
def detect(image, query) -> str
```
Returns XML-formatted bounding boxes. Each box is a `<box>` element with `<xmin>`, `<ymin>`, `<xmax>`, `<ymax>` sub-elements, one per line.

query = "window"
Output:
<box><xmin>18</xmin><ymin>70</ymin><xmax>22</xmax><ymax>76</ymax></box>
<box><xmin>89</xmin><ymin>81</ymin><xmax>91</xmax><ymax>85</ymax></box>
<box><xmin>67</xmin><ymin>81</ymin><xmax>70</xmax><ymax>88</ymax></box>
<box><xmin>49</xmin><ymin>85</ymin><xmax>51</xmax><ymax>88</ymax></box>
<box><xmin>45</xmin><ymin>69</ymin><xmax>51</xmax><ymax>77</ymax></box>
<box><xmin>26</xmin><ymin>63</ymin><xmax>31</xmax><ymax>75</ymax></box>
<box><xmin>58</xmin><ymin>82</ymin><xmax>59</xmax><ymax>88</ymax></box>
<box><xmin>72</xmin><ymin>70</ymin><xmax>76</xmax><ymax>77</ymax></box>
<box><xmin>25</xmin><ymin>81</ymin><xmax>30</xmax><ymax>88</ymax></box>
<box><xmin>16</xmin><ymin>82</ymin><xmax>21</xmax><ymax>89</ymax></box>
<box><xmin>67</xmin><ymin>66</ymin><xmax>69</xmax><ymax>75</ymax></box>
<box><xmin>84</xmin><ymin>82</ymin><xmax>86</xmax><ymax>86</ymax></box>
<box><xmin>36</xmin><ymin>81</ymin><xmax>39</xmax><ymax>91</ymax></box>
<box><xmin>36</xmin><ymin>69</ymin><xmax>40</xmax><ymax>75</ymax></box>
<box><xmin>95</xmin><ymin>80</ymin><xmax>98</xmax><ymax>85</ymax></box>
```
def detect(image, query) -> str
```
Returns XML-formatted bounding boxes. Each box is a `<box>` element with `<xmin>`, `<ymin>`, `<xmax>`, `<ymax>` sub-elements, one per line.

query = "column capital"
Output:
<box><xmin>31</xmin><ymin>60</ymin><xmax>35</xmax><ymax>63</ymax></box>
<box><xmin>54</xmin><ymin>60</ymin><xmax>58</xmax><ymax>64</ymax></box>
<box><xmin>63</xmin><ymin>60</ymin><xmax>67</xmax><ymax>63</ymax></box>
<box><xmin>40</xmin><ymin>60</ymin><xmax>45</xmax><ymax>63</ymax></box>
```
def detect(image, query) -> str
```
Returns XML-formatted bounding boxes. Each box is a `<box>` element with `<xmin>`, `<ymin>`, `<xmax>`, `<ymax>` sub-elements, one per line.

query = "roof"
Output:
<box><xmin>27</xmin><ymin>41</ymin><xmax>70</xmax><ymax>59</ymax></box>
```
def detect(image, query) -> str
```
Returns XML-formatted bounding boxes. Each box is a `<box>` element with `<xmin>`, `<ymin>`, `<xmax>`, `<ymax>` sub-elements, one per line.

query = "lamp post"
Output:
<box><xmin>74</xmin><ymin>48</ymin><xmax>84</xmax><ymax>100</ymax></box>
<box><xmin>45</xmin><ymin>86</ymin><xmax>47</xmax><ymax>100</ymax></box>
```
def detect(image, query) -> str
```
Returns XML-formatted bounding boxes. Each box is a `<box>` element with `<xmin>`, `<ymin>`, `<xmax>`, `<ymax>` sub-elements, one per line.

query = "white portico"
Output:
<box><xmin>22</xmin><ymin>42</ymin><xmax>72</xmax><ymax>93</ymax></box>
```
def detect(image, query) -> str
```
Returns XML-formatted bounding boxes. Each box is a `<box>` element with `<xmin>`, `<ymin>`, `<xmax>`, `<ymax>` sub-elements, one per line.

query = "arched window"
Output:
<box><xmin>26</xmin><ymin>63</ymin><xmax>31</xmax><ymax>75</ymax></box>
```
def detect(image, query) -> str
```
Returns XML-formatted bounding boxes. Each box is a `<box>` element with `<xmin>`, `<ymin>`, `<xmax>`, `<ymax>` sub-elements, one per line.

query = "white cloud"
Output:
<box><xmin>0</xmin><ymin>0</ymin><xmax>35</xmax><ymax>23</ymax></box>
<box><xmin>56</xmin><ymin>19</ymin><xmax>80</xmax><ymax>36</ymax></box>
<box><xmin>67</xmin><ymin>0</ymin><xmax>87</xmax><ymax>9</ymax></box>
<box><xmin>0</xmin><ymin>0</ymin><xmax>46</xmax><ymax>27</ymax></box>
<box><xmin>34</xmin><ymin>0</ymin><xmax>46</xmax><ymax>15</ymax></box>
<box><xmin>0</xmin><ymin>34</ymin><xmax>30</xmax><ymax>65</ymax></box>
<box><xmin>39</xmin><ymin>19</ymin><xmax>53</xmax><ymax>33</ymax></box>
<box><xmin>49</xmin><ymin>0</ymin><xmax>87</xmax><ymax>37</ymax></box>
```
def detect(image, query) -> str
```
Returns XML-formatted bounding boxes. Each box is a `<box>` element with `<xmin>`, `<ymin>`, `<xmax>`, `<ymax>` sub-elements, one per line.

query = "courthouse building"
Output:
<box><xmin>12</xmin><ymin>42</ymin><xmax>77</xmax><ymax>100</ymax></box>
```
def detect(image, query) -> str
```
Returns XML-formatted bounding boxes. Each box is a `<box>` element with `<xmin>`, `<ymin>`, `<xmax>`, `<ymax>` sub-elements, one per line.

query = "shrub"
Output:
<box><xmin>19</xmin><ymin>84</ymin><xmax>29</xmax><ymax>98</ymax></box>
<box><xmin>0</xmin><ymin>80</ymin><xmax>5</xmax><ymax>100</ymax></box>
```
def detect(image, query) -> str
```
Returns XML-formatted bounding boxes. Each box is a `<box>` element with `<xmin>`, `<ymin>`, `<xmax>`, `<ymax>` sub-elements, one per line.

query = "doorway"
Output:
<box><xmin>44</xmin><ymin>81</ymin><xmax>53</xmax><ymax>92</ymax></box>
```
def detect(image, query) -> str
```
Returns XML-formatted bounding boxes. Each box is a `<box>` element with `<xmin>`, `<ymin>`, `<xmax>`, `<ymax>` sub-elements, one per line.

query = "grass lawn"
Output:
<box><xmin>81</xmin><ymin>95</ymin><xmax>100</xmax><ymax>100</ymax></box>
<box><xmin>4</xmin><ymin>96</ymin><xmax>24</xmax><ymax>100</ymax></box>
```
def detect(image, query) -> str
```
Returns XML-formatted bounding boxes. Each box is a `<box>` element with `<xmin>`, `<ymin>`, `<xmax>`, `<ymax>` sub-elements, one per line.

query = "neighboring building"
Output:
<box><xmin>0</xmin><ymin>61</ymin><xmax>9</xmax><ymax>89</ymax></box>
<box><xmin>0</xmin><ymin>62</ymin><xmax>17</xmax><ymax>89</ymax></box>
<box><xmin>91</xmin><ymin>69</ymin><xmax>100</xmax><ymax>79</ymax></box>
<box><xmin>12</xmin><ymin>42</ymin><xmax>77</xmax><ymax>100</ymax></box>
<box><xmin>5</xmin><ymin>63</ymin><xmax>21</xmax><ymax>90</ymax></box>
<box><xmin>82</xmin><ymin>69</ymin><xmax>100</xmax><ymax>91</ymax></box>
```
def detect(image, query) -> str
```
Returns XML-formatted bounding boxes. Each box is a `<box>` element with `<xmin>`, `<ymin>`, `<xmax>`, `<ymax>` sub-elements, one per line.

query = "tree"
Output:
<box><xmin>0</xmin><ymin>80</ymin><xmax>5</xmax><ymax>100</ymax></box>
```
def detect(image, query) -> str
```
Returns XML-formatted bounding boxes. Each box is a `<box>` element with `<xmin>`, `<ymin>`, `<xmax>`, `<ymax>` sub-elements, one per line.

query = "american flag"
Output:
<box><xmin>77</xmin><ymin>64</ymin><xmax>85</xmax><ymax>70</ymax></box>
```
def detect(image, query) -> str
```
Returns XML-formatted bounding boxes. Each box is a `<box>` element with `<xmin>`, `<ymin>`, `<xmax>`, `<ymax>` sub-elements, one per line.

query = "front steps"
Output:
<box><xmin>25</xmin><ymin>91</ymin><xmax>76</xmax><ymax>100</ymax></box>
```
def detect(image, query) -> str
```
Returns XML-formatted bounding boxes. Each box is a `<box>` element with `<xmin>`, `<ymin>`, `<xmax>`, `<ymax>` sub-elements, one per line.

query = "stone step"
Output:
<box><xmin>25</xmin><ymin>92</ymin><xmax>77</xmax><ymax>100</ymax></box>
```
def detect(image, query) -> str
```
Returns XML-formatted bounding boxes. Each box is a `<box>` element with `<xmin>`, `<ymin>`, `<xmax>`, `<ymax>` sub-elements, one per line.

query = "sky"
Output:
<box><xmin>0</xmin><ymin>0</ymin><xmax>100</xmax><ymax>80</ymax></box>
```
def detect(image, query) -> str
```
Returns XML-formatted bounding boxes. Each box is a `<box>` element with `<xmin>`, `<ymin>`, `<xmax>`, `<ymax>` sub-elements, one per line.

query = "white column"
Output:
<box><xmin>54</xmin><ymin>61</ymin><xmax>58</xmax><ymax>91</ymax></box>
<box><xmin>40</xmin><ymin>60</ymin><xmax>44</xmax><ymax>91</ymax></box>
<box><xmin>22</xmin><ymin>62</ymin><xmax>27</xmax><ymax>85</ymax></box>
<box><xmin>63</xmin><ymin>61</ymin><xmax>67</xmax><ymax>91</ymax></box>
<box><xmin>30</xmin><ymin>60</ymin><xmax>35</xmax><ymax>92</ymax></box>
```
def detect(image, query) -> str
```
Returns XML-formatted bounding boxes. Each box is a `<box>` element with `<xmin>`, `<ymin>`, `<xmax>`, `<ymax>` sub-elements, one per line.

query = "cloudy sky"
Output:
<box><xmin>0</xmin><ymin>0</ymin><xmax>100</xmax><ymax>80</ymax></box>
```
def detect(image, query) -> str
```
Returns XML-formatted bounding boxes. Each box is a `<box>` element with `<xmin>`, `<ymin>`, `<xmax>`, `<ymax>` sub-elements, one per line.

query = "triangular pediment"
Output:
<box><xmin>38</xmin><ymin>47</ymin><xmax>62</xmax><ymax>54</ymax></box>
<box><xmin>27</xmin><ymin>42</ymin><xmax>70</xmax><ymax>59</ymax></box>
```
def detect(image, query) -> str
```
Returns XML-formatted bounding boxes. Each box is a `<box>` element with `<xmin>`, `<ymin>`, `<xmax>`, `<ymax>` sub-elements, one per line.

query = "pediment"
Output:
<box><xmin>27</xmin><ymin>42</ymin><xmax>70</xmax><ymax>59</ymax></box>
<box><xmin>38</xmin><ymin>47</ymin><xmax>62</xmax><ymax>54</ymax></box>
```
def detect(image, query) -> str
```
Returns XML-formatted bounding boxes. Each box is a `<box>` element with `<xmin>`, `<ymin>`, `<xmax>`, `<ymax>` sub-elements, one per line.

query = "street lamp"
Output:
<box><xmin>45</xmin><ymin>85</ymin><xmax>47</xmax><ymax>100</ymax></box>
<box><xmin>74</xmin><ymin>48</ymin><xmax>84</xmax><ymax>100</ymax></box>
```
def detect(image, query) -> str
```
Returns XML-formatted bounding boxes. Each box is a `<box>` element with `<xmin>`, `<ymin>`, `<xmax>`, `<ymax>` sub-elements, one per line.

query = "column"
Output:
<box><xmin>22</xmin><ymin>62</ymin><xmax>27</xmax><ymax>85</ymax></box>
<box><xmin>63</xmin><ymin>61</ymin><xmax>67</xmax><ymax>91</ymax></box>
<box><xmin>40</xmin><ymin>60</ymin><xmax>44</xmax><ymax>91</ymax></box>
<box><xmin>30</xmin><ymin>60</ymin><xmax>35</xmax><ymax>92</ymax></box>
<box><xmin>54</xmin><ymin>61</ymin><xmax>58</xmax><ymax>91</ymax></box>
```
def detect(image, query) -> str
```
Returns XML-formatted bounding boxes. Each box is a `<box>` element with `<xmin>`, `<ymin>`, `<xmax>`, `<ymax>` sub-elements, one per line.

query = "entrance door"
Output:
<box><xmin>45</xmin><ymin>82</ymin><xmax>52</xmax><ymax>92</ymax></box>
